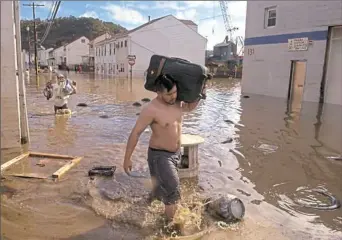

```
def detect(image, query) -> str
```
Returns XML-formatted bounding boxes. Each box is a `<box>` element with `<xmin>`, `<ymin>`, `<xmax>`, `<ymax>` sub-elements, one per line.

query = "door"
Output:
<box><xmin>288</xmin><ymin>60</ymin><xmax>307</xmax><ymax>112</ymax></box>
<box><xmin>325</xmin><ymin>26</ymin><xmax>342</xmax><ymax>105</ymax></box>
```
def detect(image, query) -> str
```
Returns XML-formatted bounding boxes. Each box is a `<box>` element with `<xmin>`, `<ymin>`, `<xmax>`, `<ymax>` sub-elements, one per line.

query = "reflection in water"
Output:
<box><xmin>1</xmin><ymin>73</ymin><xmax>341</xmax><ymax>240</ymax></box>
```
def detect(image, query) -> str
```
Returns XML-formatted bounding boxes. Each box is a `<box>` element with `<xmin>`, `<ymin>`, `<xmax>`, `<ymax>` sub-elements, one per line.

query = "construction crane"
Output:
<box><xmin>219</xmin><ymin>0</ymin><xmax>245</xmax><ymax>66</ymax></box>
<box><xmin>219</xmin><ymin>1</ymin><xmax>238</xmax><ymax>43</ymax></box>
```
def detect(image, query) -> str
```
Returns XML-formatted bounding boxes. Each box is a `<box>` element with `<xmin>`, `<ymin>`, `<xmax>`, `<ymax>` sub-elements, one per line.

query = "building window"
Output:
<box><xmin>110</xmin><ymin>43</ymin><xmax>112</xmax><ymax>55</ymax></box>
<box><xmin>81</xmin><ymin>39</ymin><xmax>86</xmax><ymax>43</ymax></box>
<box><xmin>265</xmin><ymin>7</ymin><xmax>276</xmax><ymax>28</ymax></box>
<box><xmin>121</xmin><ymin>41</ymin><xmax>123</xmax><ymax>47</ymax></box>
<box><xmin>125</xmin><ymin>40</ymin><xmax>127</xmax><ymax>47</ymax></box>
<box><xmin>113</xmin><ymin>45</ymin><xmax>115</xmax><ymax>54</ymax></box>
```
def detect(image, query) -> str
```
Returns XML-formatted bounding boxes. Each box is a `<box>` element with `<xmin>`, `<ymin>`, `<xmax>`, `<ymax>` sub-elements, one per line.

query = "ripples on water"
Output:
<box><xmin>1</xmin><ymin>73</ymin><xmax>342</xmax><ymax>239</ymax></box>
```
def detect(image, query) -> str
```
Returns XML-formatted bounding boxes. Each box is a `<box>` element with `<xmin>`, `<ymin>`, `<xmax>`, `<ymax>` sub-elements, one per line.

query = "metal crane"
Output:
<box><xmin>219</xmin><ymin>1</ymin><xmax>238</xmax><ymax>43</ymax></box>
<box><xmin>219</xmin><ymin>1</ymin><xmax>245</xmax><ymax>58</ymax></box>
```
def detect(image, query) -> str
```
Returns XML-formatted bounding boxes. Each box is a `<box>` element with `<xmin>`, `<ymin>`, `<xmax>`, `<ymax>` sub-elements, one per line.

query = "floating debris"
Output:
<box><xmin>224</xmin><ymin>119</ymin><xmax>235</xmax><ymax>124</ymax></box>
<box><xmin>254</xmin><ymin>143</ymin><xmax>278</xmax><ymax>155</ymax></box>
<box><xmin>243</xmin><ymin>95</ymin><xmax>250</xmax><ymax>98</ymax></box>
<box><xmin>133</xmin><ymin>102</ymin><xmax>142</xmax><ymax>107</ymax></box>
<box><xmin>326</xmin><ymin>155</ymin><xmax>342</xmax><ymax>161</ymax></box>
<box><xmin>77</xmin><ymin>103</ymin><xmax>88</xmax><ymax>107</ymax></box>
<box><xmin>99</xmin><ymin>115</ymin><xmax>109</xmax><ymax>119</ymax></box>
<box><xmin>141</xmin><ymin>98</ymin><xmax>151</xmax><ymax>102</ymax></box>
<box><xmin>88</xmin><ymin>166</ymin><xmax>116</xmax><ymax>177</ymax></box>
<box><xmin>221</xmin><ymin>138</ymin><xmax>233</xmax><ymax>144</ymax></box>
<box><xmin>229</xmin><ymin>149</ymin><xmax>245</xmax><ymax>159</ymax></box>
<box><xmin>205</xmin><ymin>194</ymin><xmax>245</xmax><ymax>223</ymax></box>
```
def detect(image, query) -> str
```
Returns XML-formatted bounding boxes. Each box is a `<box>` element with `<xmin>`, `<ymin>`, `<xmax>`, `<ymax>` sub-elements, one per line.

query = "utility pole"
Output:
<box><xmin>26</xmin><ymin>26</ymin><xmax>31</xmax><ymax>68</ymax></box>
<box><xmin>14</xmin><ymin>1</ymin><xmax>30</xmax><ymax>144</ymax></box>
<box><xmin>23</xmin><ymin>2</ymin><xmax>44</xmax><ymax>79</ymax></box>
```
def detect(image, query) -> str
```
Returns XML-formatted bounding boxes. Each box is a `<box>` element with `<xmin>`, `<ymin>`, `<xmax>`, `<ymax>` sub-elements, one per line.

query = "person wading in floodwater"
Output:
<box><xmin>123</xmin><ymin>74</ymin><xmax>207</xmax><ymax>223</ymax></box>
<box><xmin>45</xmin><ymin>73</ymin><xmax>77</xmax><ymax>114</ymax></box>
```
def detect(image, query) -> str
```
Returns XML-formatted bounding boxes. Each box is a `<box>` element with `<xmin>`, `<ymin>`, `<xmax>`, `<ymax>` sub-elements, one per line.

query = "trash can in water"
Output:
<box><xmin>205</xmin><ymin>193</ymin><xmax>245</xmax><ymax>223</ymax></box>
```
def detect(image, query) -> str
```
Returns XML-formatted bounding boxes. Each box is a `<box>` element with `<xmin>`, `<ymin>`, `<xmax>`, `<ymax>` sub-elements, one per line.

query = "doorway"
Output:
<box><xmin>288</xmin><ymin>60</ymin><xmax>307</xmax><ymax>112</ymax></box>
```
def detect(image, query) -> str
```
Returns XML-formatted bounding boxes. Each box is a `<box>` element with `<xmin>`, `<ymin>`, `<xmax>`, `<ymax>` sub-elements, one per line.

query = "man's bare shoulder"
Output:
<box><xmin>140</xmin><ymin>99</ymin><xmax>158</xmax><ymax>116</ymax></box>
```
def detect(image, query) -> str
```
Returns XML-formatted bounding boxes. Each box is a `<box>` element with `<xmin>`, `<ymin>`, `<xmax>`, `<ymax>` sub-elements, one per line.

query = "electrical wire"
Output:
<box><xmin>40</xmin><ymin>1</ymin><xmax>61</xmax><ymax>45</ymax></box>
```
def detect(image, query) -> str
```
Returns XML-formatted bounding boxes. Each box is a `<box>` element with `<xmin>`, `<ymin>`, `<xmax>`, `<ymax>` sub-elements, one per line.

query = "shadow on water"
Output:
<box><xmin>1</xmin><ymin>73</ymin><xmax>341</xmax><ymax>239</ymax></box>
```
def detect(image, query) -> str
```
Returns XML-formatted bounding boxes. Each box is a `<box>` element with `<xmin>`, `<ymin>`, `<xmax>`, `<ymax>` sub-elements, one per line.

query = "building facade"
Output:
<box><xmin>37</xmin><ymin>47</ymin><xmax>53</xmax><ymax>67</ymax></box>
<box><xmin>52</xmin><ymin>36</ymin><xmax>89</xmax><ymax>68</ymax></box>
<box><xmin>242</xmin><ymin>1</ymin><xmax>342</xmax><ymax>106</ymax></box>
<box><xmin>1</xmin><ymin>1</ymin><xmax>22</xmax><ymax>149</ymax></box>
<box><xmin>94</xmin><ymin>15</ymin><xmax>207</xmax><ymax>78</ymax></box>
<box><xmin>89</xmin><ymin>33</ymin><xmax>111</xmax><ymax>68</ymax></box>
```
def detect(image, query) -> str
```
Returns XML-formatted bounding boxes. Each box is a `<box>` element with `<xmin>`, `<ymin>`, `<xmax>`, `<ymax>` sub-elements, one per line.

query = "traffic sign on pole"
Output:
<box><xmin>127</xmin><ymin>55</ymin><xmax>136</xmax><ymax>60</ymax></box>
<box><xmin>128</xmin><ymin>59</ymin><xmax>135</xmax><ymax>66</ymax></box>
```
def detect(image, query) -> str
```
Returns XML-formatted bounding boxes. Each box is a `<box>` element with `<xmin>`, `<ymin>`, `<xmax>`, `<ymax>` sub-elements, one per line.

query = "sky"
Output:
<box><xmin>20</xmin><ymin>1</ymin><xmax>247</xmax><ymax>51</ymax></box>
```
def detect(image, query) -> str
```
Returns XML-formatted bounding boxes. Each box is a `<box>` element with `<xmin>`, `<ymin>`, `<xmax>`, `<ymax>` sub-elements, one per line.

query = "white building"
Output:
<box><xmin>94</xmin><ymin>15</ymin><xmax>207</xmax><ymax>78</ymax></box>
<box><xmin>89</xmin><ymin>33</ymin><xmax>111</xmax><ymax>68</ymax></box>
<box><xmin>242</xmin><ymin>1</ymin><xmax>342</xmax><ymax>106</ymax></box>
<box><xmin>1</xmin><ymin>1</ymin><xmax>23</xmax><ymax>148</ymax></box>
<box><xmin>46</xmin><ymin>48</ymin><xmax>55</xmax><ymax>67</ymax></box>
<box><xmin>53</xmin><ymin>44</ymin><xmax>66</xmax><ymax>66</ymax></box>
<box><xmin>52</xmin><ymin>36</ymin><xmax>90</xmax><ymax>67</ymax></box>
<box><xmin>38</xmin><ymin>46</ymin><xmax>53</xmax><ymax>67</ymax></box>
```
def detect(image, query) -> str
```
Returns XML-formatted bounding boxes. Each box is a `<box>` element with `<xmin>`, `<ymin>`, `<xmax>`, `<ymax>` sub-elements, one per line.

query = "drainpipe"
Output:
<box><xmin>14</xmin><ymin>1</ymin><xmax>30</xmax><ymax>144</ymax></box>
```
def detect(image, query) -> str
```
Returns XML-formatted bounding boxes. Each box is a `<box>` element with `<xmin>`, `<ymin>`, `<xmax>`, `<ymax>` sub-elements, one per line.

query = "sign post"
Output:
<box><xmin>127</xmin><ymin>55</ymin><xmax>136</xmax><ymax>82</ymax></box>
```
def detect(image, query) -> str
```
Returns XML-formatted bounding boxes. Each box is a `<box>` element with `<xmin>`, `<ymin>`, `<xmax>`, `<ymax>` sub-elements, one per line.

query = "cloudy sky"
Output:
<box><xmin>20</xmin><ymin>1</ymin><xmax>247</xmax><ymax>50</ymax></box>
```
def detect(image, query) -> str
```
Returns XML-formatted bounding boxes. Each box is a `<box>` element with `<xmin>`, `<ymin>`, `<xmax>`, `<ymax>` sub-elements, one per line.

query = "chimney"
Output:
<box><xmin>148</xmin><ymin>16</ymin><xmax>151</xmax><ymax>22</ymax></box>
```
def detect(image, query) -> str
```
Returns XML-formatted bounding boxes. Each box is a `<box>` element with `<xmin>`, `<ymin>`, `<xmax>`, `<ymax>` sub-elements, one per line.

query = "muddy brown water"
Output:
<box><xmin>1</xmin><ymin>72</ymin><xmax>341</xmax><ymax>240</ymax></box>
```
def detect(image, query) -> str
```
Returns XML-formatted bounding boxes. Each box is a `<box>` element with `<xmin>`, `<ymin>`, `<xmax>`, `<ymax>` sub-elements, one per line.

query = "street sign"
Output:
<box><xmin>128</xmin><ymin>59</ymin><xmax>135</xmax><ymax>66</ymax></box>
<box><xmin>127</xmin><ymin>55</ymin><xmax>136</xmax><ymax>60</ymax></box>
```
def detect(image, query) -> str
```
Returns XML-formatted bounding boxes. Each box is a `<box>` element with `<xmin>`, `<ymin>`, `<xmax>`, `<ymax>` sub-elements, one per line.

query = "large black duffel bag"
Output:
<box><xmin>144</xmin><ymin>55</ymin><xmax>210</xmax><ymax>103</ymax></box>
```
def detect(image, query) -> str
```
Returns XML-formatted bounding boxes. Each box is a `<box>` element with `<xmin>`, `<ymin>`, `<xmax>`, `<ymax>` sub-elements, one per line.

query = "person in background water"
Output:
<box><xmin>123</xmin><ymin>74</ymin><xmax>207</xmax><ymax>224</ymax></box>
<box><xmin>44</xmin><ymin>73</ymin><xmax>77</xmax><ymax>114</ymax></box>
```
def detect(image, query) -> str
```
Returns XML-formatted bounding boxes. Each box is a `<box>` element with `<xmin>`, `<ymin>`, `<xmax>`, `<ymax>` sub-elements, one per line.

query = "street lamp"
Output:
<box><xmin>26</xmin><ymin>26</ymin><xmax>31</xmax><ymax>68</ymax></box>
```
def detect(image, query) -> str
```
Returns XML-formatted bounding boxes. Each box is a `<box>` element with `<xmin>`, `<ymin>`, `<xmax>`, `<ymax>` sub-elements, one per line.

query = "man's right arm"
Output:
<box><xmin>123</xmin><ymin>106</ymin><xmax>153</xmax><ymax>170</ymax></box>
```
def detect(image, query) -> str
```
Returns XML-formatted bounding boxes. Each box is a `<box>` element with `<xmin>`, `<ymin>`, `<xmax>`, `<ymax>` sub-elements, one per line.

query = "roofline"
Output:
<box><xmin>94</xmin><ymin>15</ymin><xmax>206</xmax><ymax>46</ymax></box>
<box><xmin>65</xmin><ymin>36</ymin><xmax>89</xmax><ymax>46</ymax></box>
<box><xmin>169</xmin><ymin>15</ymin><xmax>207</xmax><ymax>41</ymax></box>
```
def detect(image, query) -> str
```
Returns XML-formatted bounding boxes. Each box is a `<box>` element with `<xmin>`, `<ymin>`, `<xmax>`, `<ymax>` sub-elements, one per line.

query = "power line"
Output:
<box><xmin>40</xmin><ymin>1</ymin><xmax>61</xmax><ymax>45</ymax></box>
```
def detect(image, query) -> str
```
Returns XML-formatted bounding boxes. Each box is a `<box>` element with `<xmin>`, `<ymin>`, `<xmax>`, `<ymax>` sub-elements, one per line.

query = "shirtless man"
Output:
<box><xmin>123</xmin><ymin>74</ymin><xmax>207</xmax><ymax>220</ymax></box>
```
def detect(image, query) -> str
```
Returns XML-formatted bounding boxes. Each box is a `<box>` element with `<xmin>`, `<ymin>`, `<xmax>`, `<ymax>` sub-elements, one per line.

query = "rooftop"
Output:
<box><xmin>95</xmin><ymin>15</ymin><xmax>199</xmax><ymax>45</ymax></box>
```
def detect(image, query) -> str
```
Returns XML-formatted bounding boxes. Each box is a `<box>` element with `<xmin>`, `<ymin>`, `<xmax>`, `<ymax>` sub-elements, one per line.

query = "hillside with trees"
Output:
<box><xmin>20</xmin><ymin>16</ymin><xmax>127</xmax><ymax>50</ymax></box>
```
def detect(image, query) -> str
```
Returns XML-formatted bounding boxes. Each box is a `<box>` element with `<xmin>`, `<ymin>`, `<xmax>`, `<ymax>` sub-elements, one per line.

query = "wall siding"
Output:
<box><xmin>1</xmin><ymin>1</ymin><xmax>21</xmax><ymax>149</ymax></box>
<box><xmin>242</xmin><ymin>1</ymin><xmax>342</xmax><ymax>104</ymax></box>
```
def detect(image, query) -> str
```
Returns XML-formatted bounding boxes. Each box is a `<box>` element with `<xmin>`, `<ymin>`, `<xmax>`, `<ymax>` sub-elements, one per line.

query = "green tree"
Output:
<box><xmin>20</xmin><ymin>16</ymin><xmax>127</xmax><ymax>50</ymax></box>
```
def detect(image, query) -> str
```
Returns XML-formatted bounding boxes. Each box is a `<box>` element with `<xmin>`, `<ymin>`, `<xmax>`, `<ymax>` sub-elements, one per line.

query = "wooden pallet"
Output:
<box><xmin>1</xmin><ymin>151</ymin><xmax>82</xmax><ymax>179</ymax></box>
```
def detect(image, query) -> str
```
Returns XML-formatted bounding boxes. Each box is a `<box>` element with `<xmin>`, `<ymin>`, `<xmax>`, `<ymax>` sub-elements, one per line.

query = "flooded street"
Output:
<box><xmin>1</xmin><ymin>72</ymin><xmax>342</xmax><ymax>240</ymax></box>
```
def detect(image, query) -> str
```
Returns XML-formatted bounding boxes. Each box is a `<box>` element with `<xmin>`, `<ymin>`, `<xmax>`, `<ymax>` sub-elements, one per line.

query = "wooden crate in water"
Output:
<box><xmin>0</xmin><ymin>151</ymin><xmax>82</xmax><ymax>180</ymax></box>
<box><xmin>179</xmin><ymin>134</ymin><xmax>204</xmax><ymax>179</ymax></box>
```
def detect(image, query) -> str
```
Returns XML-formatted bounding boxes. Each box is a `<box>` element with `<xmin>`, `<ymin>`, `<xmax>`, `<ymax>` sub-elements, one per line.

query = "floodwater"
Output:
<box><xmin>1</xmin><ymin>72</ymin><xmax>342</xmax><ymax>240</ymax></box>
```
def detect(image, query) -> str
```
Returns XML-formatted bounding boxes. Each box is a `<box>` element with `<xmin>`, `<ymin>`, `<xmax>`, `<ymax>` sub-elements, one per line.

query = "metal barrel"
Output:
<box><xmin>205</xmin><ymin>193</ymin><xmax>245</xmax><ymax>223</ymax></box>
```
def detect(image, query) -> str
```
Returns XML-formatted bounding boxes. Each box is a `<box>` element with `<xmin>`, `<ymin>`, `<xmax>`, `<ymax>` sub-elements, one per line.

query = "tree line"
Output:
<box><xmin>20</xmin><ymin>16</ymin><xmax>127</xmax><ymax>50</ymax></box>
